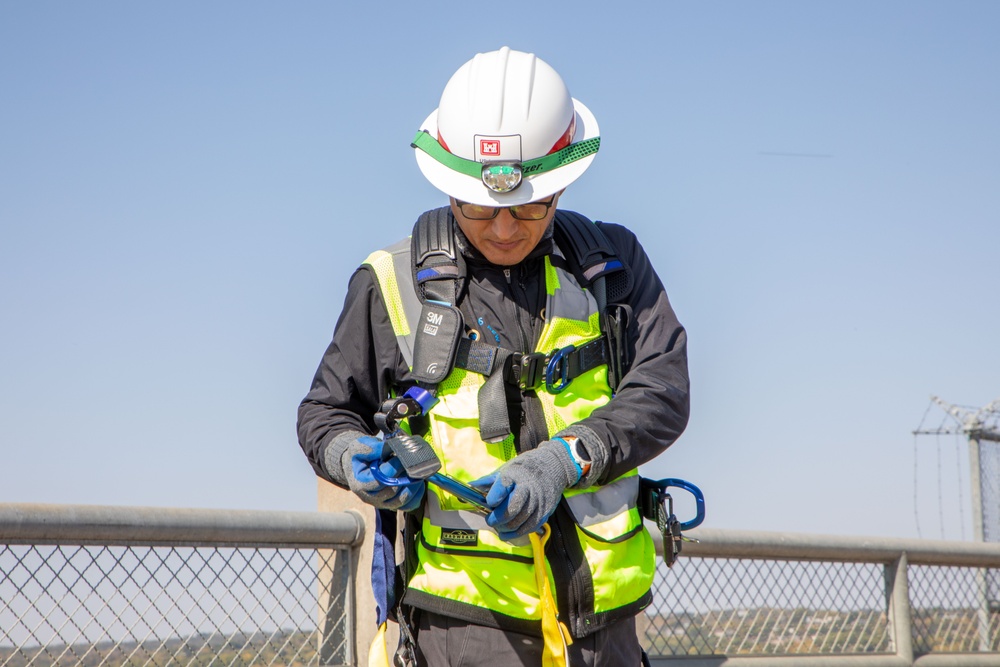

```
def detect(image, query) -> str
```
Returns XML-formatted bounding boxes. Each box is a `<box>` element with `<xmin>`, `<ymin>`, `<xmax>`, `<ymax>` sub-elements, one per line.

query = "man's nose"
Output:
<box><xmin>491</xmin><ymin>209</ymin><xmax>520</xmax><ymax>239</ymax></box>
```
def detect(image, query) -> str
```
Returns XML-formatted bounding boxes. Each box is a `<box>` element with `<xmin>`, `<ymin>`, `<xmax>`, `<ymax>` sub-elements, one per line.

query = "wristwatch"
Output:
<box><xmin>560</xmin><ymin>435</ymin><xmax>592</xmax><ymax>478</ymax></box>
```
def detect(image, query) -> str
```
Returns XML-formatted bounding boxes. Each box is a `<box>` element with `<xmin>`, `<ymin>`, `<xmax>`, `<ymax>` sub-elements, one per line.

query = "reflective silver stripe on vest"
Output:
<box><xmin>547</xmin><ymin>248</ymin><xmax>599</xmax><ymax>323</ymax></box>
<box><xmin>564</xmin><ymin>476</ymin><xmax>639</xmax><ymax>528</ymax></box>
<box><xmin>380</xmin><ymin>238</ymin><xmax>422</xmax><ymax>368</ymax></box>
<box><xmin>425</xmin><ymin>489</ymin><xmax>492</xmax><ymax>532</ymax></box>
<box><xmin>427</xmin><ymin>475</ymin><xmax>638</xmax><ymax>532</ymax></box>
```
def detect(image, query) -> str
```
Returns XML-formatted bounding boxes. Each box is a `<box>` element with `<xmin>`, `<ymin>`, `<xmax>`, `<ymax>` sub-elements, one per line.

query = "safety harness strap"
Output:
<box><xmin>453</xmin><ymin>337</ymin><xmax>501</xmax><ymax>375</ymax></box>
<box><xmin>553</xmin><ymin>210</ymin><xmax>632</xmax><ymax>293</ymax></box>
<box><xmin>552</xmin><ymin>211</ymin><xmax>633</xmax><ymax>392</ymax></box>
<box><xmin>477</xmin><ymin>348</ymin><xmax>515</xmax><ymax>443</ymax></box>
<box><xmin>410</xmin><ymin>208</ymin><xmax>466</xmax><ymax>385</ymax></box>
<box><xmin>404</xmin><ymin>207</ymin><xmax>631</xmax><ymax>432</ymax></box>
<box><xmin>452</xmin><ymin>336</ymin><xmax>609</xmax><ymax>392</ymax></box>
<box><xmin>411</xmin><ymin>206</ymin><xmax>463</xmax><ymax>304</ymax></box>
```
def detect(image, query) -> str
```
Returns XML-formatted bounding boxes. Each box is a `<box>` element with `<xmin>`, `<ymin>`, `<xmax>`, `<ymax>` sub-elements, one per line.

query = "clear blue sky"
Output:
<box><xmin>2</xmin><ymin>1</ymin><xmax>998</xmax><ymax>540</ymax></box>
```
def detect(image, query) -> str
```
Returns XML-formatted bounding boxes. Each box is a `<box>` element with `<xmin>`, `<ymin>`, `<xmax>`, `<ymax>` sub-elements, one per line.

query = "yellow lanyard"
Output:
<box><xmin>369</xmin><ymin>522</ymin><xmax>572</xmax><ymax>666</ymax></box>
<box><xmin>531</xmin><ymin>523</ymin><xmax>573</xmax><ymax>667</ymax></box>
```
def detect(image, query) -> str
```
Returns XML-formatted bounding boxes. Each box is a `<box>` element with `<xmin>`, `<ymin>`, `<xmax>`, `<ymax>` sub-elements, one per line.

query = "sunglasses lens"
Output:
<box><xmin>510</xmin><ymin>203</ymin><xmax>549</xmax><ymax>220</ymax></box>
<box><xmin>457</xmin><ymin>196</ymin><xmax>555</xmax><ymax>221</ymax></box>
<box><xmin>460</xmin><ymin>203</ymin><xmax>498</xmax><ymax>219</ymax></box>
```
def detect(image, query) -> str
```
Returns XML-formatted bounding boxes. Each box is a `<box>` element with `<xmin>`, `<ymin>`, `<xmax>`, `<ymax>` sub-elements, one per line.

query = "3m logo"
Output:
<box><xmin>480</xmin><ymin>139</ymin><xmax>500</xmax><ymax>156</ymax></box>
<box><xmin>423</xmin><ymin>310</ymin><xmax>443</xmax><ymax>336</ymax></box>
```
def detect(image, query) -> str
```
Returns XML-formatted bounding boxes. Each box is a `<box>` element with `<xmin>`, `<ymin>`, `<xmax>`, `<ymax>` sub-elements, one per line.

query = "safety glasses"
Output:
<box><xmin>456</xmin><ymin>196</ymin><xmax>557</xmax><ymax>221</ymax></box>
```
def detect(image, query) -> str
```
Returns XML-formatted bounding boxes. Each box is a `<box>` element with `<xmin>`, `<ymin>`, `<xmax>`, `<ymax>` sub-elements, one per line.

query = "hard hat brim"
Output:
<box><xmin>414</xmin><ymin>98</ymin><xmax>600</xmax><ymax>207</ymax></box>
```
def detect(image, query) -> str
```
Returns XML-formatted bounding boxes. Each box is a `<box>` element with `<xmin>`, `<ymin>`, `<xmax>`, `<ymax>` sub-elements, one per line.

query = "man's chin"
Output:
<box><xmin>480</xmin><ymin>241</ymin><xmax>531</xmax><ymax>266</ymax></box>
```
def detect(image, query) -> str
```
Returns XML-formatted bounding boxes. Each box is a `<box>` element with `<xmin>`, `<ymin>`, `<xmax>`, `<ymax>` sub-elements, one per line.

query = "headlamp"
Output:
<box><xmin>411</xmin><ymin>131</ymin><xmax>600</xmax><ymax>189</ymax></box>
<box><xmin>481</xmin><ymin>162</ymin><xmax>522</xmax><ymax>193</ymax></box>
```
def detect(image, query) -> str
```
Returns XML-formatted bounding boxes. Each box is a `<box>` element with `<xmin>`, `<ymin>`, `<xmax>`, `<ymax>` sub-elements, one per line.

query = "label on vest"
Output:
<box><xmin>440</xmin><ymin>529</ymin><xmax>479</xmax><ymax>547</ymax></box>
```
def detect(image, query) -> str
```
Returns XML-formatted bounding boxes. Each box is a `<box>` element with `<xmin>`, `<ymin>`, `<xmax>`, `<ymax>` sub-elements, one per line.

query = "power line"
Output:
<box><xmin>913</xmin><ymin>395</ymin><xmax>1000</xmax><ymax>543</ymax></box>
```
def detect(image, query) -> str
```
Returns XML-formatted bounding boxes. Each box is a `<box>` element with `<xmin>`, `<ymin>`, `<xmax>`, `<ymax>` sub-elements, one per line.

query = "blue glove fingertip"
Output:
<box><xmin>484</xmin><ymin>479</ymin><xmax>514</xmax><ymax>508</ymax></box>
<box><xmin>352</xmin><ymin>458</ymin><xmax>375</xmax><ymax>483</ymax></box>
<box><xmin>377</xmin><ymin>457</ymin><xmax>409</xmax><ymax>479</ymax></box>
<box><xmin>398</xmin><ymin>484</ymin><xmax>426</xmax><ymax>512</ymax></box>
<box><xmin>469</xmin><ymin>473</ymin><xmax>497</xmax><ymax>490</ymax></box>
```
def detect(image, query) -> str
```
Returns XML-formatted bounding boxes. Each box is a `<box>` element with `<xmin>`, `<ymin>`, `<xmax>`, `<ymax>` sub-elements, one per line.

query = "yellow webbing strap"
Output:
<box><xmin>368</xmin><ymin>621</ymin><xmax>390</xmax><ymax>667</ymax></box>
<box><xmin>530</xmin><ymin>524</ymin><xmax>573</xmax><ymax>667</ymax></box>
<box><xmin>370</xmin><ymin>526</ymin><xmax>570</xmax><ymax>666</ymax></box>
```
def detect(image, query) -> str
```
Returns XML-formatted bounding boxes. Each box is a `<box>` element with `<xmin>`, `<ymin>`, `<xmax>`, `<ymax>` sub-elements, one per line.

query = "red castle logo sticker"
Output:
<box><xmin>480</xmin><ymin>139</ymin><xmax>501</xmax><ymax>156</ymax></box>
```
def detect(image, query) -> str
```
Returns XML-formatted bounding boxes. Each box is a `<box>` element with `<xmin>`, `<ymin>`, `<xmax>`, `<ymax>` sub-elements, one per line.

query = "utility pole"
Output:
<box><xmin>913</xmin><ymin>396</ymin><xmax>1000</xmax><ymax>651</ymax></box>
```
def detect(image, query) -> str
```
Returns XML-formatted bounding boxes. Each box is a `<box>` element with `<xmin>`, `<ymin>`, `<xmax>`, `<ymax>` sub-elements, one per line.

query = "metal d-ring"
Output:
<box><xmin>545</xmin><ymin>345</ymin><xmax>575</xmax><ymax>394</ymax></box>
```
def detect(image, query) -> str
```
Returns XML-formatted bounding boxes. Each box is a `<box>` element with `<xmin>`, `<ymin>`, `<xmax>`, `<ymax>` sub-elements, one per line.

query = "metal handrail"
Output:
<box><xmin>0</xmin><ymin>502</ymin><xmax>365</xmax><ymax>548</ymax></box>
<box><xmin>667</xmin><ymin>525</ymin><xmax>1000</xmax><ymax>567</ymax></box>
<box><xmin>0</xmin><ymin>503</ymin><xmax>365</xmax><ymax>667</ymax></box>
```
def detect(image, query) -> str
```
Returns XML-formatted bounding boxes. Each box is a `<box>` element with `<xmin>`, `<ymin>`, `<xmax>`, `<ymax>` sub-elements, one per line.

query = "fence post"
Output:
<box><xmin>319</xmin><ymin>480</ymin><xmax>379</xmax><ymax>666</ymax></box>
<box><xmin>885</xmin><ymin>552</ymin><xmax>913</xmax><ymax>664</ymax></box>
<box><xmin>317</xmin><ymin>535</ymin><xmax>355</xmax><ymax>666</ymax></box>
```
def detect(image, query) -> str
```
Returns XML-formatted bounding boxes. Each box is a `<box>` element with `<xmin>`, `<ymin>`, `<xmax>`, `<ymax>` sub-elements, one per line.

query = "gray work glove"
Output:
<box><xmin>337</xmin><ymin>434</ymin><xmax>425</xmax><ymax>512</ymax></box>
<box><xmin>470</xmin><ymin>438</ymin><xmax>582</xmax><ymax>541</ymax></box>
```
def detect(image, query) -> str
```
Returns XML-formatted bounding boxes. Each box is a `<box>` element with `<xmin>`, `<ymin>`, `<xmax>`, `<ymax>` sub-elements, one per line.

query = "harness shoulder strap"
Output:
<box><xmin>408</xmin><ymin>207</ymin><xmax>465</xmax><ymax>385</ymax></box>
<box><xmin>553</xmin><ymin>210</ymin><xmax>633</xmax><ymax>304</ymax></box>
<box><xmin>411</xmin><ymin>206</ymin><xmax>464</xmax><ymax>305</ymax></box>
<box><xmin>553</xmin><ymin>210</ymin><xmax>633</xmax><ymax>392</ymax></box>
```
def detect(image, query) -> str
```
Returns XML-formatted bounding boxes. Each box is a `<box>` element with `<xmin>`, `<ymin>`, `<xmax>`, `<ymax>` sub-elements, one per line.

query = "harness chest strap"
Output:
<box><xmin>455</xmin><ymin>335</ymin><xmax>608</xmax><ymax>390</ymax></box>
<box><xmin>455</xmin><ymin>335</ymin><xmax>608</xmax><ymax>443</ymax></box>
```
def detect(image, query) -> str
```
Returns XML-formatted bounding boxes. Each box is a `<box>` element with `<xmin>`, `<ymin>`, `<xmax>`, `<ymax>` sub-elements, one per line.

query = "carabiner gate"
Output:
<box><xmin>545</xmin><ymin>345</ymin><xmax>575</xmax><ymax>394</ymax></box>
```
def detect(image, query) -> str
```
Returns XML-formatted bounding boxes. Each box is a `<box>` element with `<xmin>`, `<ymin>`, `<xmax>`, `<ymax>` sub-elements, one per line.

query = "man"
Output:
<box><xmin>298</xmin><ymin>47</ymin><xmax>689</xmax><ymax>666</ymax></box>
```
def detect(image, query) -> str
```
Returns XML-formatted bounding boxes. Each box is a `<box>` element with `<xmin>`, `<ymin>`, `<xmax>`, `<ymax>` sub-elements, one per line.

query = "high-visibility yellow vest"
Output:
<box><xmin>362</xmin><ymin>237</ymin><xmax>655</xmax><ymax>636</ymax></box>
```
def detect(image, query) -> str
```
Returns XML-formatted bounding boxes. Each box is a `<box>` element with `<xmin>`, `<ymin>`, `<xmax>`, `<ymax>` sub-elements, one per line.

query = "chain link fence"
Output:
<box><xmin>0</xmin><ymin>504</ymin><xmax>361</xmax><ymax>667</ymax></box>
<box><xmin>975</xmin><ymin>437</ymin><xmax>1000</xmax><ymax>610</ymax></box>
<box><xmin>644</xmin><ymin>557</ymin><xmax>892</xmax><ymax>656</ymax></box>
<box><xmin>7</xmin><ymin>506</ymin><xmax>1000</xmax><ymax>666</ymax></box>
<box><xmin>909</xmin><ymin>564</ymin><xmax>1000</xmax><ymax>653</ymax></box>
<box><xmin>1</xmin><ymin>544</ymin><xmax>348</xmax><ymax>667</ymax></box>
<box><xmin>641</xmin><ymin>528</ymin><xmax>1000</xmax><ymax>665</ymax></box>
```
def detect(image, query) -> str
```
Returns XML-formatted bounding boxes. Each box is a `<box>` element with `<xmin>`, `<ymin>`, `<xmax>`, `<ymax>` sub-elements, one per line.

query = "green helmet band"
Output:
<box><xmin>412</xmin><ymin>131</ymin><xmax>600</xmax><ymax>193</ymax></box>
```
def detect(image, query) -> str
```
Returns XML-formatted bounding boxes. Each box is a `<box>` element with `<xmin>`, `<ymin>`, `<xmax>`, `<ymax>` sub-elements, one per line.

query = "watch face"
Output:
<box><xmin>571</xmin><ymin>438</ymin><xmax>591</xmax><ymax>464</ymax></box>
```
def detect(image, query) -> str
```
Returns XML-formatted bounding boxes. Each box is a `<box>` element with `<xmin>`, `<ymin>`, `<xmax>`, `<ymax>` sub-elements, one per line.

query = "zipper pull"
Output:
<box><xmin>503</xmin><ymin>268</ymin><xmax>511</xmax><ymax>284</ymax></box>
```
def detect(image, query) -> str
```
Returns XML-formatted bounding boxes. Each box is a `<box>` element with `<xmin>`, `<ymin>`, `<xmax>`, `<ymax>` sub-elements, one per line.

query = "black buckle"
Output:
<box><xmin>511</xmin><ymin>345</ymin><xmax>580</xmax><ymax>394</ymax></box>
<box><xmin>513</xmin><ymin>352</ymin><xmax>547</xmax><ymax>391</ymax></box>
<box><xmin>374</xmin><ymin>396</ymin><xmax>421</xmax><ymax>434</ymax></box>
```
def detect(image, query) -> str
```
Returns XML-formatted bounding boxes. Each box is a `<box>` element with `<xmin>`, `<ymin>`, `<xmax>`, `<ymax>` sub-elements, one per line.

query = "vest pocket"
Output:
<box><xmin>426</xmin><ymin>383</ymin><xmax>515</xmax><ymax>512</ymax></box>
<box><xmin>563</xmin><ymin>475</ymin><xmax>642</xmax><ymax>538</ymax></box>
<box><xmin>564</xmin><ymin>475</ymin><xmax>655</xmax><ymax>614</ymax></box>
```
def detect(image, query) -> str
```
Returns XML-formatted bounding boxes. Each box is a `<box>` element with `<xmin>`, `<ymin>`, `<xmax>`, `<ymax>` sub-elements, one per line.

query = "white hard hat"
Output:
<box><xmin>413</xmin><ymin>47</ymin><xmax>600</xmax><ymax>207</ymax></box>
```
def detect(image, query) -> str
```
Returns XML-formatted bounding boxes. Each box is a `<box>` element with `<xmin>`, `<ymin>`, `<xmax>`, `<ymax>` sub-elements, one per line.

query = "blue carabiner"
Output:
<box><xmin>545</xmin><ymin>345</ymin><xmax>575</xmax><ymax>394</ymax></box>
<box><xmin>370</xmin><ymin>466</ymin><xmax>488</xmax><ymax>511</ymax></box>
<box><xmin>370</xmin><ymin>462</ymin><xmax>418</xmax><ymax>487</ymax></box>
<box><xmin>658</xmin><ymin>478</ymin><xmax>706</xmax><ymax>531</ymax></box>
